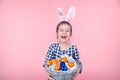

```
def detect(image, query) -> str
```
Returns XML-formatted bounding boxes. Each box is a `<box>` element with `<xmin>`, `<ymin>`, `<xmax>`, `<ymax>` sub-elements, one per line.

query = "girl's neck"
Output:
<box><xmin>58</xmin><ymin>42</ymin><xmax>71</xmax><ymax>51</ymax></box>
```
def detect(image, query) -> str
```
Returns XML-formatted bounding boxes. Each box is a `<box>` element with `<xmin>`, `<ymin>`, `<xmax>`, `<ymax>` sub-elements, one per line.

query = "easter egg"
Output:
<box><xmin>52</xmin><ymin>59</ymin><xmax>59</xmax><ymax>64</ymax></box>
<box><xmin>60</xmin><ymin>62</ymin><xmax>65</xmax><ymax>67</ymax></box>
<box><xmin>60</xmin><ymin>66</ymin><xmax>64</xmax><ymax>71</ymax></box>
<box><xmin>60</xmin><ymin>66</ymin><xmax>68</xmax><ymax>71</ymax></box>
<box><xmin>63</xmin><ymin>66</ymin><xmax>68</xmax><ymax>71</ymax></box>
<box><xmin>55</xmin><ymin>63</ymin><xmax>60</xmax><ymax>71</ymax></box>
<box><xmin>68</xmin><ymin>62</ymin><xmax>74</xmax><ymax>68</ymax></box>
<box><xmin>61</xmin><ymin>57</ymin><xmax>67</xmax><ymax>62</ymax></box>
<box><xmin>47</xmin><ymin>60</ymin><xmax>52</xmax><ymax>66</ymax></box>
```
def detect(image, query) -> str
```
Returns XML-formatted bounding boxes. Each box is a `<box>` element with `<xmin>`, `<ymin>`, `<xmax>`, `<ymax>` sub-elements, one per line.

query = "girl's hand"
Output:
<box><xmin>72</xmin><ymin>67</ymin><xmax>80</xmax><ymax>80</ymax></box>
<box><xmin>44</xmin><ymin>65</ymin><xmax>55</xmax><ymax>80</ymax></box>
<box><xmin>48</xmin><ymin>75</ymin><xmax>55</xmax><ymax>80</ymax></box>
<box><xmin>46</xmin><ymin>72</ymin><xmax>54</xmax><ymax>80</ymax></box>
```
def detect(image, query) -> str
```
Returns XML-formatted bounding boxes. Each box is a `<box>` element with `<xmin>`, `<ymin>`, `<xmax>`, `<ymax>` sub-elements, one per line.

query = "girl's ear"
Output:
<box><xmin>56</xmin><ymin>32</ymin><xmax>58</xmax><ymax>36</ymax></box>
<box><xmin>57</xmin><ymin>8</ymin><xmax>65</xmax><ymax>21</ymax></box>
<box><xmin>56</xmin><ymin>32</ymin><xmax>59</xmax><ymax>39</ymax></box>
<box><xmin>65</xmin><ymin>6</ymin><xmax>76</xmax><ymax>21</ymax></box>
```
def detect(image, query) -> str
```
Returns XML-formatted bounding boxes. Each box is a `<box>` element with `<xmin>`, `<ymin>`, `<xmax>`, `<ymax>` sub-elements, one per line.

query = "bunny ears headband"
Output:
<box><xmin>57</xmin><ymin>6</ymin><xmax>76</xmax><ymax>22</ymax></box>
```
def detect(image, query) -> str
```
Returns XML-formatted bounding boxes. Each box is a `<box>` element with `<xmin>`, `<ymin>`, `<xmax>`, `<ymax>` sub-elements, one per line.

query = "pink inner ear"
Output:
<box><xmin>57</xmin><ymin>8</ymin><xmax>65</xmax><ymax>21</ymax></box>
<box><xmin>58</xmin><ymin>11</ymin><xmax>64</xmax><ymax>16</ymax></box>
<box><xmin>65</xmin><ymin>6</ymin><xmax>76</xmax><ymax>21</ymax></box>
<box><xmin>67</xmin><ymin>11</ymin><xmax>75</xmax><ymax>21</ymax></box>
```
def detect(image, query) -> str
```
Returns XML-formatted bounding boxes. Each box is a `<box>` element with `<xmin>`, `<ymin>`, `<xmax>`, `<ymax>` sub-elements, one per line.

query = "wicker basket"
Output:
<box><xmin>46</xmin><ymin>56</ymin><xmax>79</xmax><ymax>80</ymax></box>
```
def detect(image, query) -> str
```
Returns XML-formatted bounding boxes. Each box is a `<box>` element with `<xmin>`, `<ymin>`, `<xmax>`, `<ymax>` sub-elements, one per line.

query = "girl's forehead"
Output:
<box><xmin>59</xmin><ymin>24</ymin><xmax>71</xmax><ymax>29</ymax></box>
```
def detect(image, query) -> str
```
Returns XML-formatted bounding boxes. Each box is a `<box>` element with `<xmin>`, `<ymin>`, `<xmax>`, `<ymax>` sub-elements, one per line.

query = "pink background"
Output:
<box><xmin>0</xmin><ymin>0</ymin><xmax>120</xmax><ymax>80</ymax></box>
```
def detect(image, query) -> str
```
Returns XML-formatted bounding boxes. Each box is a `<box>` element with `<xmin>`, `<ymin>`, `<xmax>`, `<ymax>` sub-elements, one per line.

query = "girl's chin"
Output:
<box><xmin>59</xmin><ymin>40</ymin><xmax>68</xmax><ymax>43</ymax></box>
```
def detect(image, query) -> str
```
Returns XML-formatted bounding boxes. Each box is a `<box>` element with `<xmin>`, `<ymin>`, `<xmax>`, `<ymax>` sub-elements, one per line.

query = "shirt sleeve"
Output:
<box><xmin>72</xmin><ymin>45</ymin><xmax>83</xmax><ymax>73</ymax></box>
<box><xmin>43</xmin><ymin>44</ymin><xmax>54</xmax><ymax>67</ymax></box>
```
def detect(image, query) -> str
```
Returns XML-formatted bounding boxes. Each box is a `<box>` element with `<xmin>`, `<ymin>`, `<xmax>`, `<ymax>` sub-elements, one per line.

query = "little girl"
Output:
<box><xmin>43</xmin><ymin>7</ymin><xmax>82</xmax><ymax>80</ymax></box>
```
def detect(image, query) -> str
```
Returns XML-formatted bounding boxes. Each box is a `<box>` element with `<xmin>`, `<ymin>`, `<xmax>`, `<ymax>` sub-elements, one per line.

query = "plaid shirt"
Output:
<box><xmin>43</xmin><ymin>43</ymin><xmax>82</xmax><ymax>73</ymax></box>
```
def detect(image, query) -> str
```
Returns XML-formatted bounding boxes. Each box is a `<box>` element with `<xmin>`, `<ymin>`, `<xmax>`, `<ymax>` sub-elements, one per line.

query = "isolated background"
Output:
<box><xmin>0</xmin><ymin>0</ymin><xmax>120</xmax><ymax>80</ymax></box>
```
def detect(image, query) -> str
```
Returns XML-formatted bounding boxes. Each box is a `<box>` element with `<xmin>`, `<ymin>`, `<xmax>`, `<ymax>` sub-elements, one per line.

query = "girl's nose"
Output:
<box><xmin>63</xmin><ymin>31</ymin><xmax>66</xmax><ymax>35</ymax></box>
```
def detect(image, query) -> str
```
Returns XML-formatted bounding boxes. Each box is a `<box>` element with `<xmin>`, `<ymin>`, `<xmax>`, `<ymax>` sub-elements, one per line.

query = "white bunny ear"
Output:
<box><xmin>65</xmin><ymin>6</ymin><xmax>76</xmax><ymax>21</ymax></box>
<box><xmin>57</xmin><ymin>8</ymin><xmax>65</xmax><ymax>21</ymax></box>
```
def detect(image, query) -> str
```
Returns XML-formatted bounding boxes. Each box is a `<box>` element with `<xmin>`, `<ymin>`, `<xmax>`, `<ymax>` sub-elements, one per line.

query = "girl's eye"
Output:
<box><xmin>66</xmin><ymin>30</ymin><xmax>70</xmax><ymax>32</ymax></box>
<box><xmin>60</xmin><ymin>29</ymin><xmax>63</xmax><ymax>32</ymax></box>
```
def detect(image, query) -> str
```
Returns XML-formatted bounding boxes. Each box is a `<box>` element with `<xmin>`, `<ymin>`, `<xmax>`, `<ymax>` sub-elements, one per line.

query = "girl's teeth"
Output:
<box><xmin>61</xmin><ymin>36</ymin><xmax>66</xmax><ymax>38</ymax></box>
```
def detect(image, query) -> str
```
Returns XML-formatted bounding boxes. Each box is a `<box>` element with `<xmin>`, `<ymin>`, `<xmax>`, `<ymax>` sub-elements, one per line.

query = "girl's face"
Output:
<box><xmin>57</xmin><ymin>24</ymin><xmax>71</xmax><ymax>43</ymax></box>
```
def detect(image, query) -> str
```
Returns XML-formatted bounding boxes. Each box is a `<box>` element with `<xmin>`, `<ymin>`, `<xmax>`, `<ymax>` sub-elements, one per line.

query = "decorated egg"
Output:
<box><xmin>68</xmin><ymin>62</ymin><xmax>74</xmax><ymax>68</ymax></box>
<box><xmin>54</xmin><ymin>63</ymin><xmax>60</xmax><ymax>71</ymax></box>
<box><xmin>52</xmin><ymin>59</ymin><xmax>59</xmax><ymax>64</ymax></box>
<box><xmin>60</xmin><ymin>66</ymin><xmax>68</xmax><ymax>71</ymax></box>
<box><xmin>60</xmin><ymin>66</ymin><xmax>64</xmax><ymax>71</ymax></box>
<box><xmin>47</xmin><ymin>60</ymin><xmax>52</xmax><ymax>66</ymax></box>
<box><xmin>63</xmin><ymin>66</ymin><xmax>68</xmax><ymax>71</ymax></box>
<box><xmin>60</xmin><ymin>62</ymin><xmax>66</xmax><ymax>67</ymax></box>
<box><xmin>61</xmin><ymin>56</ymin><xmax>67</xmax><ymax>62</ymax></box>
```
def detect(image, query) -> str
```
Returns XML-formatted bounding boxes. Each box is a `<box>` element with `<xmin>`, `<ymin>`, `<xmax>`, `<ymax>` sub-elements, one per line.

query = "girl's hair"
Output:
<box><xmin>56</xmin><ymin>21</ymin><xmax>72</xmax><ymax>35</ymax></box>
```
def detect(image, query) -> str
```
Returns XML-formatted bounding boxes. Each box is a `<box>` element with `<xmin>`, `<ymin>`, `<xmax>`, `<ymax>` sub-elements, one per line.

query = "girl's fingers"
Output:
<box><xmin>72</xmin><ymin>68</ymin><xmax>80</xmax><ymax>80</ymax></box>
<box><xmin>48</xmin><ymin>76</ymin><xmax>54</xmax><ymax>80</ymax></box>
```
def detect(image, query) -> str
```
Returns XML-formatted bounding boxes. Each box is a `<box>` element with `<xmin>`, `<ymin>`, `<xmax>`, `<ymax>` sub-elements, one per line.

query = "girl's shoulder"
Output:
<box><xmin>49</xmin><ymin>43</ymin><xmax>59</xmax><ymax>48</ymax></box>
<box><xmin>71</xmin><ymin>43</ymin><xmax>78</xmax><ymax>48</ymax></box>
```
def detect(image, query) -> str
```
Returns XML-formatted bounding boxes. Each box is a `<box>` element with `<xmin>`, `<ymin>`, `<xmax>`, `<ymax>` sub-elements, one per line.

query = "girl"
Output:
<box><xmin>43</xmin><ymin>7</ymin><xmax>82</xmax><ymax>80</ymax></box>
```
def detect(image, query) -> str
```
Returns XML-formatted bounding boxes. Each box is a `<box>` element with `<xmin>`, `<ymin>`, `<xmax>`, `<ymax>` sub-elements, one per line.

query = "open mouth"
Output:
<box><xmin>61</xmin><ymin>36</ymin><xmax>67</xmax><ymax>39</ymax></box>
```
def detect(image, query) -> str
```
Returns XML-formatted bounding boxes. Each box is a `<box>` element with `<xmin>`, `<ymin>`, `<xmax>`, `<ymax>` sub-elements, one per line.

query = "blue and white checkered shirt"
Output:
<box><xmin>43</xmin><ymin>43</ymin><xmax>82</xmax><ymax>73</ymax></box>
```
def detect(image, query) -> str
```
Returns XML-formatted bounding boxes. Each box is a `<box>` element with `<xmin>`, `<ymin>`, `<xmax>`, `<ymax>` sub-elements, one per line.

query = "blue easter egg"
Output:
<box><xmin>60</xmin><ymin>66</ymin><xmax>68</xmax><ymax>71</ymax></box>
<box><xmin>60</xmin><ymin>62</ymin><xmax>65</xmax><ymax>67</ymax></box>
<box><xmin>60</xmin><ymin>66</ymin><xmax>64</xmax><ymax>71</ymax></box>
<box><xmin>63</xmin><ymin>66</ymin><xmax>68</xmax><ymax>71</ymax></box>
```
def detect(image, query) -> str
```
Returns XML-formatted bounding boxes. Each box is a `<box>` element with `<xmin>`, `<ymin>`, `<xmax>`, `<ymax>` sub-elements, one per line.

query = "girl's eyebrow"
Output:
<box><xmin>59</xmin><ymin>28</ymin><xmax>64</xmax><ymax>30</ymax></box>
<box><xmin>66</xmin><ymin>29</ymin><xmax>70</xmax><ymax>30</ymax></box>
<box><xmin>59</xmin><ymin>28</ymin><xmax>70</xmax><ymax>31</ymax></box>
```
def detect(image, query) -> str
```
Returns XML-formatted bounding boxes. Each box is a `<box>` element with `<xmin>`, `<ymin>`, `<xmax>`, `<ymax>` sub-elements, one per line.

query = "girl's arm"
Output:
<box><xmin>43</xmin><ymin>63</ymin><xmax>54</xmax><ymax>80</ymax></box>
<box><xmin>43</xmin><ymin>44</ymin><xmax>54</xmax><ymax>67</ymax></box>
<box><xmin>43</xmin><ymin>44</ymin><xmax>55</xmax><ymax>80</ymax></box>
<box><xmin>72</xmin><ymin>45</ymin><xmax>83</xmax><ymax>73</ymax></box>
<box><xmin>71</xmin><ymin>45</ymin><xmax>83</xmax><ymax>80</ymax></box>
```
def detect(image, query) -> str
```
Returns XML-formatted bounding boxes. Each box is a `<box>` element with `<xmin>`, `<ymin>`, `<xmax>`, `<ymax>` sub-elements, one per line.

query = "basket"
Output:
<box><xmin>46</xmin><ymin>55</ymin><xmax>80</xmax><ymax>80</ymax></box>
